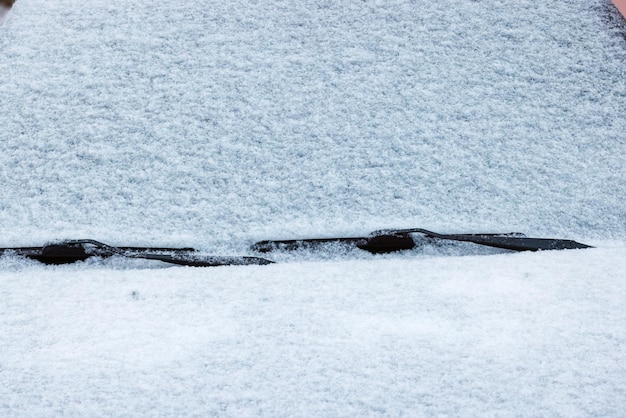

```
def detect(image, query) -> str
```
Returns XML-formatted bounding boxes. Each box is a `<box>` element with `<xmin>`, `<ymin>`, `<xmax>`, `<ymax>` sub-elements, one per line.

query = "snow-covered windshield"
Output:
<box><xmin>1</xmin><ymin>1</ymin><xmax>624</xmax><ymax>253</ymax></box>
<box><xmin>1</xmin><ymin>2</ymin><xmax>626</xmax><ymax>416</ymax></box>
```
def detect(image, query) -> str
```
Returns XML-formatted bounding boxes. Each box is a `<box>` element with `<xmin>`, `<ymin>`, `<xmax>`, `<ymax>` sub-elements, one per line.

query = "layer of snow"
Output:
<box><xmin>1</xmin><ymin>0</ymin><xmax>625</xmax><ymax>415</ymax></box>
<box><xmin>1</xmin><ymin>246</ymin><xmax>625</xmax><ymax>416</ymax></box>
<box><xmin>1</xmin><ymin>0</ymin><xmax>625</xmax><ymax>250</ymax></box>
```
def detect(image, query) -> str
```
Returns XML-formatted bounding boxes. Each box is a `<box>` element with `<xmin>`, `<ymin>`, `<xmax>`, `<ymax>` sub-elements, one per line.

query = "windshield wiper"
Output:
<box><xmin>0</xmin><ymin>229</ymin><xmax>592</xmax><ymax>267</ymax></box>
<box><xmin>252</xmin><ymin>228</ymin><xmax>593</xmax><ymax>254</ymax></box>
<box><xmin>0</xmin><ymin>239</ymin><xmax>273</xmax><ymax>267</ymax></box>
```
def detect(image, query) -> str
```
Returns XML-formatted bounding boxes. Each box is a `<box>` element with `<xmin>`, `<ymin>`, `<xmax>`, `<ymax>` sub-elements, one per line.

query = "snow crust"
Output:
<box><xmin>1</xmin><ymin>0</ymin><xmax>626</xmax><ymax>415</ymax></box>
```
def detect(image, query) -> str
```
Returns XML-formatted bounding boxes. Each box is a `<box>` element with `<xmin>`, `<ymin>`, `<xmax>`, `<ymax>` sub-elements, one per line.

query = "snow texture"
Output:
<box><xmin>1</xmin><ymin>0</ymin><xmax>626</xmax><ymax>416</ymax></box>
<box><xmin>1</xmin><ymin>247</ymin><xmax>626</xmax><ymax>416</ymax></box>
<box><xmin>0</xmin><ymin>0</ymin><xmax>625</xmax><ymax>249</ymax></box>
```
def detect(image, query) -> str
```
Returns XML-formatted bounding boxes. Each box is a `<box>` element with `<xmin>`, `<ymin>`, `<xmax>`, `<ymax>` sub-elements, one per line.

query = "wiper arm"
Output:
<box><xmin>252</xmin><ymin>228</ymin><xmax>592</xmax><ymax>253</ymax></box>
<box><xmin>0</xmin><ymin>239</ymin><xmax>273</xmax><ymax>267</ymax></box>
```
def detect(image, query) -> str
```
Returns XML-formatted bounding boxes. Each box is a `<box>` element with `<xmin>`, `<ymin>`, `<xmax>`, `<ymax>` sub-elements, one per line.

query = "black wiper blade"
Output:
<box><xmin>0</xmin><ymin>240</ymin><xmax>273</xmax><ymax>267</ymax></box>
<box><xmin>0</xmin><ymin>229</ymin><xmax>592</xmax><ymax>268</ymax></box>
<box><xmin>129</xmin><ymin>252</ymin><xmax>273</xmax><ymax>267</ymax></box>
<box><xmin>252</xmin><ymin>228</ymin><xmax>593</xmax><ymax>254</ymax></box>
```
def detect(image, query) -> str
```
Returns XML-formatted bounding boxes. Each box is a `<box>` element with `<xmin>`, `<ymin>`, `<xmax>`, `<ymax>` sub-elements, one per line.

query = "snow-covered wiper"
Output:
<box><xmin>0</xmin><ymin>230</ymin><xmax>592</xmax><ymax>267</ymax></box>
<box><xmin>252</xmin><ymin>228</ymin><xmax>593</xmax><ymax>254</ymax></box>
<box><xmin>0</xmin><ymin>239</ymin><xmax>273</xmax><ymax>267</ymax></box>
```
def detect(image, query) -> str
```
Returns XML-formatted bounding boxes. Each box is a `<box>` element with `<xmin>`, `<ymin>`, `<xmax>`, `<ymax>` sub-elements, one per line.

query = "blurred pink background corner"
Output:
<box><xmin>614</xmin><ymin>0</ymin><xmax>626</xmax><ymax>18</ymax></box>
